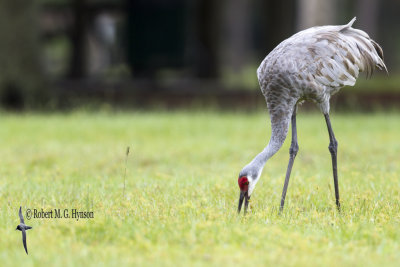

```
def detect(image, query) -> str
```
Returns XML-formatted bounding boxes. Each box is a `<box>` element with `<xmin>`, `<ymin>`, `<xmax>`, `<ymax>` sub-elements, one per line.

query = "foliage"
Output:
<box><xmin>0</xmin><ymin>111</ymin><xmax>399</xmax><ymax>266</ymax></box>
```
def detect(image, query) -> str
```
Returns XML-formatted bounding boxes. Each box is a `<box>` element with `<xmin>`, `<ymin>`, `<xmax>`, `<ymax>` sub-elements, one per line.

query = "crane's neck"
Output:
<box><xmin>251</xmin><ymin>134</ymin><xmax>286</xmax><ymax>170</ymax></box>
<box><xmin>240</xmin><ymin>113</ymin><xmax>292</xmax><ymax>196</ymax></box>
<box><xmin>247</xmin><ymin>117</ymin><xmax>291</xmax><ymax>179</ymax></box>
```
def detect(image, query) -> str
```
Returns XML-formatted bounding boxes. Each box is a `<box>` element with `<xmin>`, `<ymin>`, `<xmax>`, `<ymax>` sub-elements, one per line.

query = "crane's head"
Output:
<box><xmin>237</xmin><ymin>165</ymin><xmax>262</xmax><ymax>214</ymax></box>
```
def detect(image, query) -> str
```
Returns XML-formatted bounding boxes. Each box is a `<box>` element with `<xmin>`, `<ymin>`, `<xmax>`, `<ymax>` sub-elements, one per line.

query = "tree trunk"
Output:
<box><xmin>220</xmin><ymin>0</ymin><xmax>251</xmax><ymax>73</ymax></box>
<box><xmin>69</xmin><ymin>0</ymin><xmax>88</xmax><ymax>78</ymax></box>
<box><xmin>296</xmin><ymin>0</ymin><xmax>337</xmax><ymax>30</ymax></box>
<box><xmin>194</xmin><ymin>0</ymin><xmax>220</xmax><ymax>78</ymax></box>
<box><xmin>0</xmin><ymin>0</ymin><xmax>46</xmax><ymax>109</ymax></box>
<box><xmin>356</xmin><ymin>0</ymin><xmax>379</xmax><ymax>38</ymax></box>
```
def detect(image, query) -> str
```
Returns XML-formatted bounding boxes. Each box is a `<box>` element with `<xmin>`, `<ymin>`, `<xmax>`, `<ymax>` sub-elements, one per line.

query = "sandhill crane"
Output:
<box><xmin>237</xmin><ymin>17</ymin><xmax>387</xmax><ymax>214</ymax></box>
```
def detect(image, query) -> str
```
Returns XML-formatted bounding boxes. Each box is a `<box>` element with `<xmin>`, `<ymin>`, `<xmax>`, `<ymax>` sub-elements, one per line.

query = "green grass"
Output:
<box><xmin>0</xmin><ymin>111</ymin><xmax>399</xmax><ymax>266</ymax></box>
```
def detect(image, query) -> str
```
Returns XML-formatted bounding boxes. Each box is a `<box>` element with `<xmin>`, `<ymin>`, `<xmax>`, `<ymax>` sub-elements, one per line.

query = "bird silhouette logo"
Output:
<box><xmin>15</xmin><ymin>206</ymin><xmax>32</xmax><ymax>254</ymax></box>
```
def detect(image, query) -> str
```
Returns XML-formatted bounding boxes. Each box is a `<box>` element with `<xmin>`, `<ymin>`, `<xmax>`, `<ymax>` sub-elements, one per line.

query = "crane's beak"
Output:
<box><xmin>238</xmin><ymin>190</ymin><xmax>250</xmax><ymax>214</ymax></box>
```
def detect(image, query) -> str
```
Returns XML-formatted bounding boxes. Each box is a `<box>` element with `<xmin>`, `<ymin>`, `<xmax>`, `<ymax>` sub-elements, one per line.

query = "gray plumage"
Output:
<box><xmin>258</xmin><ymin>17</ymin><xmax>385</xmax><ymax>117</ymax></box>
<box><xmin>237</xmin><ymin>17</ymin><xmax>386</xmax><ymax>214</ymax></box>
<box><xmin>16</xmin><ymin>206</ymin><xmax>32</xmax><ymax>254</ymax></box>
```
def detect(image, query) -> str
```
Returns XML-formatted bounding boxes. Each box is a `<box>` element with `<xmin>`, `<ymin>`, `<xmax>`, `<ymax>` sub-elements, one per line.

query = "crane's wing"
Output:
<box><xmin>305</xmin><ymin>18</ymin><xmax>386</xmax><ymax>89</ymax></box>
<box><xmin>19</xmin><ymin>206</ymin><xmax>24</xmax><ymax>224</ymax></box>
<box><xmin>22</xmin><ymin>228</ymin><xmax>28</xmax><ymax>254</ymax></box>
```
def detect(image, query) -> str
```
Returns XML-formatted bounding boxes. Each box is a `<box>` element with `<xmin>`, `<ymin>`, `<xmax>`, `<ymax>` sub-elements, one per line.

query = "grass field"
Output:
<box><xmin>0</xmin><ymin>110</ymin><xmax>399</xmax><ymax>266</ymax></box>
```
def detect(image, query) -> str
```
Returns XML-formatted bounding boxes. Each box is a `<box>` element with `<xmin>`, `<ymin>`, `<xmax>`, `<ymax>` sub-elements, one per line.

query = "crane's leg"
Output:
<box><xmin>279</xmin><ymin>107</ymin><xmax>299</xmax><ymax>213</ymax></box>
<box><xmin>324</xmin><ymin>113</ymin><xmax>340</xmax><ymax>211</ymax></box>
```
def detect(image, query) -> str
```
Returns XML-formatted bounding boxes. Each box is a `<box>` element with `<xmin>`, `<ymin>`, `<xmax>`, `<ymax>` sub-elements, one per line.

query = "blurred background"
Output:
<box><xmin>0</xmin><ymin>0</ymin><xmax>398</xmax><ymax>111</ymax></box>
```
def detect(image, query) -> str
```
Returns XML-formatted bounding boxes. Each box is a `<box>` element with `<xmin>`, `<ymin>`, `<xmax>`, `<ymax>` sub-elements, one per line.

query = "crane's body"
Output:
<box><xmin>237</xmin><ymin>18</ymin><xmax>386</xmax><ymax>214</ymax></box>
<box><xmin>258</xmin><ymin>17</ymin><xmax>385</xmax><ymax>115</ymax></box>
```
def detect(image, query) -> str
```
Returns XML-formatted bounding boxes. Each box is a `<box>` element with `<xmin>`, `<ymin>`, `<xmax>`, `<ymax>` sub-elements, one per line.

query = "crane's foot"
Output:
<box><xmin>336</xmin><ymin>199</ymin><xmax>341</xmax><ymax>212</ymax></box>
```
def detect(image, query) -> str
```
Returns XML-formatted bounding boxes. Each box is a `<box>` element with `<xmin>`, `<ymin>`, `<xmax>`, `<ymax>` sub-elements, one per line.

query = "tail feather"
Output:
<box><xmin>371</xmin><ymin>40</ymin><xmax>388</xmax><ymax>73</ymax></box>
<box><xmin>340</xmin><ymin>26</ymin><xmax>387</xmax><ymax>77</ymax></box>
